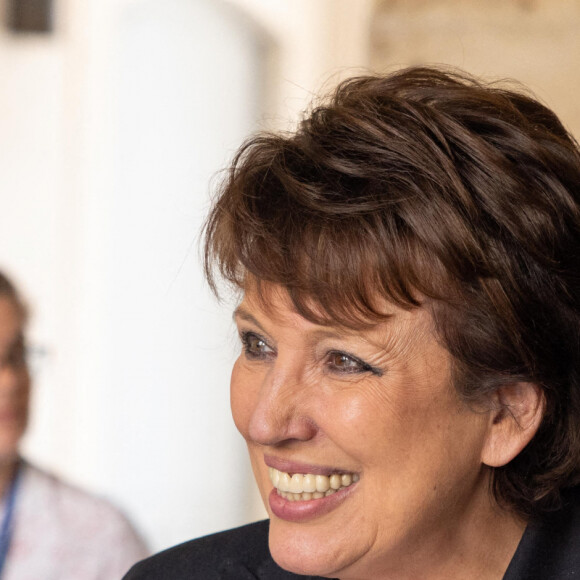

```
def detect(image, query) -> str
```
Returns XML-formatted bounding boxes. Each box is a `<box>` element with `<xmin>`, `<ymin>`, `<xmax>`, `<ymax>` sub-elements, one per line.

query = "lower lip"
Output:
<box><xmin>268</xmin><ymin>483</ymin><xmax>358</xmax><ymax>522</ymax></box>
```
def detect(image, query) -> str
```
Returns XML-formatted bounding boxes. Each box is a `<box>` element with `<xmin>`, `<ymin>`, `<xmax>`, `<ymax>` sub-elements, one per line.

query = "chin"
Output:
<box><xmin>0</xmin><ymin>432</ymin><xmax>23</xmax><ymax>464</ymax></box>
<box><xmin>268</xmin><ymin>520</ymin><xmax>357</xmax><ymax>579</ymax></box>
<box><xmin>270</xmin><ymin>545</ymin><xmax>337</xmax><ymax>578</ymax></box>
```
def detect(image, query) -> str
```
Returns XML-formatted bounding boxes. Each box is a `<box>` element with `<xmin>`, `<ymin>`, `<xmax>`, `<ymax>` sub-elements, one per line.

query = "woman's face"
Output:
<box><xmin>231</xmin><ymin>285</ymin><xmax>496</xmax><ymax>579</ymax></box>
<box><xmin>0</xmin><ymin>297</ymin><xmax>29</xmax><ymax>463</ymax></box>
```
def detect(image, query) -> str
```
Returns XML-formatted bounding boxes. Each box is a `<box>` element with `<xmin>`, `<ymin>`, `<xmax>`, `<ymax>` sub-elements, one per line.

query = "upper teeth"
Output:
<box><xmin>268</xmin><ymin>467</ymin><xmax>359</xmax><ymax>500</ymax></box>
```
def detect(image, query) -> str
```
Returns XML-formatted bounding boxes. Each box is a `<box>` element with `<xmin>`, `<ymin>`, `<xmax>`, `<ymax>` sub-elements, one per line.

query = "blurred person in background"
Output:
<box><xmin>0</xmin><ymin>271</ymin><xmax>148</xmax><ymax>579</ymax></box>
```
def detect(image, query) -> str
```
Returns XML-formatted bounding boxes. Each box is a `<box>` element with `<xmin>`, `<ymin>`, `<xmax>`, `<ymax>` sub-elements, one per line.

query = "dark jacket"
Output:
<box><xmin>124</xmin><ymin>487</ymin><xmax>580</xmax><ymax>579</ymax></box>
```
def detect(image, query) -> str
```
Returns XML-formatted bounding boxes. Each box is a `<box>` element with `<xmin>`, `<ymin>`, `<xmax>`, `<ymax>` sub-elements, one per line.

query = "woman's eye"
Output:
<box><xmin>240</xmin><ymin>332</ymin><xmax>274</xmax><ymax>360</ymax></box>
<box><xmin>326</xmin><ymin>351</ymin><xmax>377</xmax><ymax>375</ymax></box>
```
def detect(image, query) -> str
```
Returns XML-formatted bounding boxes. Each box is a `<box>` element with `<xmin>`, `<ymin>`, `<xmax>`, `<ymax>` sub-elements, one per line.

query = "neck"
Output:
<box><xmin>414</xmin><ymin>497</ymin><xmax>526</xmax><ymax>580</ymax></box>
<box><xmin>417</xmin><ymin>490</ymin><xmax>525</xmax><ymax>580</ymax></box>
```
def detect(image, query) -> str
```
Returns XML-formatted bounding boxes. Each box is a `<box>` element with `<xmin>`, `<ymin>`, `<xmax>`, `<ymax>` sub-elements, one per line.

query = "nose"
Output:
<box><xmin>245</xmin><ymin>361</ymin><xmax>318</xmax><ymax>447</ymax></box>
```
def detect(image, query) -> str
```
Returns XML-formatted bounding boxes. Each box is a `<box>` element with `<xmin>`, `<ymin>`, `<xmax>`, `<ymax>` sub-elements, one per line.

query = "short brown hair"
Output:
<box><xmin>204</xmin><ymin>66</ymin><xmax>580</xmax><ymax>519</ymax></box>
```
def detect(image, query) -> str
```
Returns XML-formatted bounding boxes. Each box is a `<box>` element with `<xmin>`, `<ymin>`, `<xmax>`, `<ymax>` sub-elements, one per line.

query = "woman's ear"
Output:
<box><xmin>481</xmin><ymin>382</ymin><xmax>545</xmax><ymax>468</ymax></box>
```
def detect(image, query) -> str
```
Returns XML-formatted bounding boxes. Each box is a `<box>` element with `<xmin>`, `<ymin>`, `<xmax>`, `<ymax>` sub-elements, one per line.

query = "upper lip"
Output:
<box><xmin>264</xmin><ymin>454</ymin><xmax>357</xmax><ymax>476</ymax></box>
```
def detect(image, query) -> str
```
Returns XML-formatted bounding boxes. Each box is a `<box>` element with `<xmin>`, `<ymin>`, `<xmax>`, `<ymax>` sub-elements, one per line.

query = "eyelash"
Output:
<box><xmin>239</xmin><ymin>331</ymin><xmax>382</xmax><ymax>377</ymax></box>
<box><xmin>239</xmin><ymin>331</ymin><xmax>274</xmax><ymax>360</ymax></box>
<box><xmin>325</xmin><ymin>351</ymin><xmax>382</xmax><ymax>376</ymax></box>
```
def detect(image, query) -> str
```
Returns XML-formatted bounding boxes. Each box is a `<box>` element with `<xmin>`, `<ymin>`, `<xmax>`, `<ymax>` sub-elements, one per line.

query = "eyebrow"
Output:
<box><xmin>233</xmin><ymin>306</ymin><xmax>268</xmax><ymax>334</ymax></box>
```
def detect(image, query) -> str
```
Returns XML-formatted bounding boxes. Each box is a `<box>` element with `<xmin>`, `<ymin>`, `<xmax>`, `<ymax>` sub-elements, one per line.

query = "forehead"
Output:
<box><xmin>235</xmin><ymin>283</ymin><xmax>436</xmax><ymax>348</ymax></box>
<box><xmin>239</xmin><ymin>279</ymin><xmax>400</xmax><ymax>323</ymax></box>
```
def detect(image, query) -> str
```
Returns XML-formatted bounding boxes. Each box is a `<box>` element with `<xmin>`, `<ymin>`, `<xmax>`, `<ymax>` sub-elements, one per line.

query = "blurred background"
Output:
<box><xmin>1</xmin><ymin>0</ymin><xmax>579</xmax><ymax>554</ymax></box>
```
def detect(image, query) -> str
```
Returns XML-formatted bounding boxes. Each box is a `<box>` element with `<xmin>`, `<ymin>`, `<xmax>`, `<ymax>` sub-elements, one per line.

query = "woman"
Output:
<box><xmin>125</xmin><ymin>67</ymin><xmax>580</xmax><ymax>579</ymax></box>
<box><xmin>0</xmin><ymin>272</ymin><xmax>148</xmax><ymax>579</ymax></box>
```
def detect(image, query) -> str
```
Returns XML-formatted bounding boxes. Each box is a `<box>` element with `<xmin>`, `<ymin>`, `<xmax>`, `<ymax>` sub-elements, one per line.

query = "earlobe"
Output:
<box><xmin>481</xmin><ymin>382</ymin><xmax>545</xmax><ymax>468</ymax></box>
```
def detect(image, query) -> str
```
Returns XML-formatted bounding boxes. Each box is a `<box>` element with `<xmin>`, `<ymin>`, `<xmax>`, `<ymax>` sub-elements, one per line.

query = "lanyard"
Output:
<box><xmin>0</xmin><ymin>463</ymin><xmax>21</xmax><ymax>578</ymax></box>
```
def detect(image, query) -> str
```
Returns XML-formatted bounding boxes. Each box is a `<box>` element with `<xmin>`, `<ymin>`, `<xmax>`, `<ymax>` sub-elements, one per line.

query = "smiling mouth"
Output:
<box><xmin>269</xmin><ymin>467</ymin><xmax>359</xmax><ymax>502</ymax></box>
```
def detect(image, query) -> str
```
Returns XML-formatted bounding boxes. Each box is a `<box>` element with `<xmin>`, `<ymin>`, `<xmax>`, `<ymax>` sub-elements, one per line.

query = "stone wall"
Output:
<box><xmin>370</xmin><ymin>0</ymin><xmax>580</xmax><ymax>138</ymax></box>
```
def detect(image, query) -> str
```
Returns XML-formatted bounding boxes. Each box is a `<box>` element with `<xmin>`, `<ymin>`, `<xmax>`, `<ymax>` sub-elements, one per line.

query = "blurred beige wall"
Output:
<box><xmin>370</xmin><ymin>0</ymin><xmax>580</xmax><ymax>138</ymax></box>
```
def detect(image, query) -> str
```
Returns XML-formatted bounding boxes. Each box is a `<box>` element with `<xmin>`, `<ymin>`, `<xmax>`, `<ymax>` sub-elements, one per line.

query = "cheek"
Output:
<box><xmin>230</xmin><ymin>358</ymin><xmax>257</xmax><ymax>439</ymax></box>
<box><xmin>19</xmin><ymin>372</ymin><xmax>31</xmax><ymax>401</ymax></box>
<box><xmin>321</xmin><ymin>379</ymin><xmax>485</xmax><ymax>471</ymax></box>
<box><xmin>230</xmin><ymin>360</ymin><xmax>271</xmax><ymax>505</ymax></box>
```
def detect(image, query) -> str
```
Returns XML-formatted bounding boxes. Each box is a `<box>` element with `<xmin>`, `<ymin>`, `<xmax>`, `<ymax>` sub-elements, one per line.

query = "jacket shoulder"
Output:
<box><xmin>123</xmin><ymin>520</ymin><xmax>304</xmax><ymax>580</ymax></box>
<box><xmin>504</xmin><ymin>486</ymin><xmax>580</xmax><ymax>579</ymax></box>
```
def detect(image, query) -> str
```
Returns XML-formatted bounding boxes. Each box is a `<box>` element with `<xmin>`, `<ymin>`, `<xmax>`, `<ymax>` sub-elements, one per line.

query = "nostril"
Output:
<box><xmin>248</xmin><ymin>411</ymin><xmax>318</xmax><ymax>447</ymax></box>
